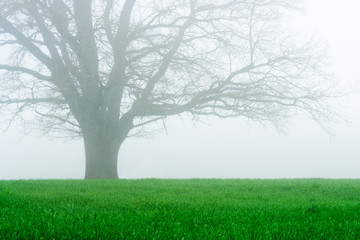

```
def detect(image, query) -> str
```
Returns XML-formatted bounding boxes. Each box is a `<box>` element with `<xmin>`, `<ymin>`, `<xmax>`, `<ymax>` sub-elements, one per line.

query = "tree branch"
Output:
<box><xmin>136</xmin><ymin>8</ymin><xmax>196</xmax><ymax>105</ymax></box>
<box><xmin>0</xmin><ymin>97</ymin><xmax>66</xmax><ymax>105</ymax></box>
<box><xmin>0</xmin><ymin>65</ymin><xmax>51</xmax><ymax>81</ymax></box>
<box><xmin>0</xmin><ymin>14</ymin><xmax>53</xmax><ymax>69</ymax></box>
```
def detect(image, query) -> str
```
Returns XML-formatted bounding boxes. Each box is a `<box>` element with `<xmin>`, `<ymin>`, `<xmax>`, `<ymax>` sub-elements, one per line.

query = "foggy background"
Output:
<box><xmin>0</xmin><ymin>0</ymin><xmax>359</xmax><ymax>179</ymax></box>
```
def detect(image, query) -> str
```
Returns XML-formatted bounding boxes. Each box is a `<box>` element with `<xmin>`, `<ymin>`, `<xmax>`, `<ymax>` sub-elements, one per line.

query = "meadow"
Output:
<box><xmin>1</xmin><ymin>179</ymin><xmax>360</xmax><ymax>239</ymax></box>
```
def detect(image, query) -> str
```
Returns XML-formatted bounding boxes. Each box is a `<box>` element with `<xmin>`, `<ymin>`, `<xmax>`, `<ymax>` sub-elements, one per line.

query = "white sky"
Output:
<box><xmin>0</xmin><ymin>0</ymin><xmax>360</xmax><ymax>179</ymax></box>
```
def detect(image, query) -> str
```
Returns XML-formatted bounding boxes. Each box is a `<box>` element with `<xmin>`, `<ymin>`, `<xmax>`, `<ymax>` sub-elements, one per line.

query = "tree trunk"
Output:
<box><xmin>83</xmin><ymin>133</ymin><xmax>122</xmax><ymax>179</ymax></box>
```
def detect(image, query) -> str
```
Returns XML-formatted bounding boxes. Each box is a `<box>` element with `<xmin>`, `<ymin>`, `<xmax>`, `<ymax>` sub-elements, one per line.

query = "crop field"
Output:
<box><xmin>1</xmin><ymin>179</ymin><xmax>360</xmax><ymax>239</ymax></box>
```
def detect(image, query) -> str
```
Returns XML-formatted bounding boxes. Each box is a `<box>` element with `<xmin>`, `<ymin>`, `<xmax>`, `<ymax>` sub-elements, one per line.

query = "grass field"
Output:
<box><xmin>1</xmin><ymin>179</ymin><xmax>360</xmax><ymax>239</ymax></box>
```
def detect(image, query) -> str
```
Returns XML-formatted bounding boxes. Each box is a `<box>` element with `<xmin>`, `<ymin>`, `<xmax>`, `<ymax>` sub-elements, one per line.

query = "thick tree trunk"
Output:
<box><xmin>83</xmin><ymin>133</ymin><xmax>122</xmax><ymax>179</ymax></box>
<box><xmin>81</xmin><ymin>109</ymin><xmax>134</xmax><ymax>179</ymax></box>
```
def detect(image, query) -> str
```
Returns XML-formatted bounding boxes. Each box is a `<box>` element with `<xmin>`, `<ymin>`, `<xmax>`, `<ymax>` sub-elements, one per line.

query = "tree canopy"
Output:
<box><xmin>0</xmin><ymin>0</ymin><xmax>336</xmax><ymax>178</ymax></box>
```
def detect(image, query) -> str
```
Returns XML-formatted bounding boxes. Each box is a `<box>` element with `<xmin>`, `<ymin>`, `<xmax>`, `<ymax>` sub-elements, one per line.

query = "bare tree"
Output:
<box><xmin>0</xmin><ymin>0</ymin><xmax>335</xmax><ymax>179</ymax></box>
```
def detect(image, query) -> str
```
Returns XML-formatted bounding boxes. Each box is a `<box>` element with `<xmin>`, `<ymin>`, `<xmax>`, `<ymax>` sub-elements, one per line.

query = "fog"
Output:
<box><xmin>0</xmin><ymin>0</ymin><xmax>359</xmax><ymax>179</ymax></box>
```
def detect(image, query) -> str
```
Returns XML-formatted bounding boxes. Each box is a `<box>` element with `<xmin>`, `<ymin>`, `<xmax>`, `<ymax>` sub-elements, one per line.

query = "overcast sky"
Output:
<box><xmin>0</xmin><ymin>0</ymin><xmax>360</xmax><ymax>179</ymax></box>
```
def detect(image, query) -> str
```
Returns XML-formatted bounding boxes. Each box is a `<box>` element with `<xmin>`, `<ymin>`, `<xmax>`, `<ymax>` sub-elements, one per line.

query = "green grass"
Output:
<box><xmin>1</xmin><ymin>179</ymin><xmax>360</xmax><ymax>239</ymax></box>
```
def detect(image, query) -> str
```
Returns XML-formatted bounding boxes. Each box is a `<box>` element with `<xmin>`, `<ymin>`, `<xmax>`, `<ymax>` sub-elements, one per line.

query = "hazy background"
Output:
<box><xmin>0</xmin><ymin>0</ymin><xmax>359</xmax><ymax>179</ymax></box>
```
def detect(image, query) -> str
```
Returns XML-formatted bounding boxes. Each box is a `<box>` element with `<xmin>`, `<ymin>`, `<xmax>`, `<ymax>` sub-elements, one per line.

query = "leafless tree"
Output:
<box><xmin>0</xmin><ymin>0</ymin><xmax>336</xmax><ymax>178</ymax></box>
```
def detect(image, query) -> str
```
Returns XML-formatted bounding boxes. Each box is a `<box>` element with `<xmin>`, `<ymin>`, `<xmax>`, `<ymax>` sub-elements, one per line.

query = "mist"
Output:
<box><xmin>0</xmin><ymin>0</ymin><xmax>359</xmax><ymax>179</ymax></box>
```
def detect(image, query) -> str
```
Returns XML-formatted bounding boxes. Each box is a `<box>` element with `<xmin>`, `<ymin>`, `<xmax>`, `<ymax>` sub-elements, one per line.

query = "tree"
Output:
<box><xmin>0</xmin><ymin>0</ymin><xmax>335</xmax><ymax>179</ymax></box>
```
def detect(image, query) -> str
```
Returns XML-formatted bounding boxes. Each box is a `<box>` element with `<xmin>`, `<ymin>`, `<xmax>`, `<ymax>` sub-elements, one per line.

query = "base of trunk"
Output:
<box><xmin>84</xmin><ymin>167</ymin><xmax>118</xmax><ymax>179</ymax></box>
<box><xmin>83</xmin><ymin>137</ymin><xmax>120</xmax><ymax>179</ymax></box>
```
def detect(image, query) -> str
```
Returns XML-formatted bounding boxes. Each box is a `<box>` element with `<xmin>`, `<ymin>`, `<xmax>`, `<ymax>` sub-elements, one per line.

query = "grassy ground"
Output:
<box><xmin>1</xmin><ymin>179</ymin><xmax>360</xmax><ymax>239</ymax></box>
